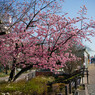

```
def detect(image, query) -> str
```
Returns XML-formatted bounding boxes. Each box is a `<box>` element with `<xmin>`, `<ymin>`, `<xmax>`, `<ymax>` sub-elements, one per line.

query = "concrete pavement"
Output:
<box><xmin>0</xmin><ymin>73</ymin><xmax>28</xmax><ymax>82</ymax></box>
<box><xmin>86</xmin><ymin>64</ymin><xmax>95</xmax><ymax>95</ymax></box>
<box><xmin>73</xmin><ymin>64</ymin><xmax>95</xmax><ymax>95</ymax></box>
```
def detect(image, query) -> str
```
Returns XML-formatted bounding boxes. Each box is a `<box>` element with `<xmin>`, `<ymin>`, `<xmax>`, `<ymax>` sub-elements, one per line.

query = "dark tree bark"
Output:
<box><xmin>13</xmin><ymin>64</ymin><xmax>34</xmax><ymax>81</ymax></box>
<box><xmin>8</xmin><ymin>68</ymin><xmax>15</xmax><ymax>81</ymax></box>
<box><xmin>8</xmin><ymin>57</ymin><xmax>16</xmax><ymax>81</ymax></box>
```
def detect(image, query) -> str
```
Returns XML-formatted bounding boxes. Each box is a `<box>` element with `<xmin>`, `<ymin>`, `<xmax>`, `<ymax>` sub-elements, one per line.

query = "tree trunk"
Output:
<box><xmin>8</xmin><ymin>68</ymin><xmax>15</xmax><ymax>81</ymax></box>
<box><xmin>13</xmin><ymin>64</ymin><xmax>33</xmax><ymax>81</ymax></box>
<box><xmin>5</xmin><ymin>65</ymin><xmax>9</xmax><ymax>74</ymax></box>
<box><xmin>8</xmin><ymin>57</ymin><xmax>16</xmax><ymax>81</ymax></box>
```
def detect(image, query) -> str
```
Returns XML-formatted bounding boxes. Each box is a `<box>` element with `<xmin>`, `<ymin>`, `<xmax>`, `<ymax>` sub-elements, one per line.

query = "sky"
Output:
<box><xmin>61</xmin><ymin>0</ymin><xmax>95</xmax><ymax>56</ymax></box>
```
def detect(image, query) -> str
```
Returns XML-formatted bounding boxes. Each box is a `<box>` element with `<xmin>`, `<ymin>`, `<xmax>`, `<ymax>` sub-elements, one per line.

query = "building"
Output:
<box><xmin>84</xmin><ymin>48</ymin><xmax>90</xmax><ymax>68</ymax></box>
<box><xmin>76</xmin><ymin>47</ymin><xmax>90</xmax><ymax>68</ymax></box>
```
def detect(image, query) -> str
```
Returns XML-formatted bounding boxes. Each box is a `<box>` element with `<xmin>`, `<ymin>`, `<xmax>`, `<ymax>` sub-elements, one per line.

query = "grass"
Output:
<box><xmin>0</xmin><ymin>76</ymin><xmax>54</xmax><ymax>95</ymax></box>
<box><xmin>77</xmin><ymin>84</ymin><xmax>85</xmax><ymax>90</ymax></box>
<box><xmin>0</xmin><ymin>73</ymin><xmax>8</xmax><ymax>77</ymax></box>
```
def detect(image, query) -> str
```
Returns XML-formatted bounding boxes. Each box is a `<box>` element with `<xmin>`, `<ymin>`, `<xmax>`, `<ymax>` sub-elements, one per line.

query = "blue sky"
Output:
<box><xmin>61</xmin><ymin>0</ymin><xmax>95</xmax><ymax>56</ymax></box>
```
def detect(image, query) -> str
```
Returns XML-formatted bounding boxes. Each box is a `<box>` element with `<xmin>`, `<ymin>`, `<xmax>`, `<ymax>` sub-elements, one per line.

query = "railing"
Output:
<box><xmin>47</xmin><ymin>67</ymin><xmax>89</xmax><ymax>95</ymax></box>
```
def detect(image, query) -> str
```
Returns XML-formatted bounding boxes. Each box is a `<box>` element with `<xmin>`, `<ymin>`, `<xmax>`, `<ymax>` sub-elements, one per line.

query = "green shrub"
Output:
<box><xmin>0</xmin><ymin>76</ymin><xmax>54</xmax><ymax>95</ymax></box>
<box><xmin>0</xmin><ymin>73</ymin><xmax>7</xmax><ymax>77</ymax></box>
<box><xmin>23</xmin><ymin>76</ymin><xmax>54</xmax><ymax>94</ymax></box>
<box><xmin>0</xmin><ymin>80</ymin><xmax>25</xmax><ymax>93</ymax></box>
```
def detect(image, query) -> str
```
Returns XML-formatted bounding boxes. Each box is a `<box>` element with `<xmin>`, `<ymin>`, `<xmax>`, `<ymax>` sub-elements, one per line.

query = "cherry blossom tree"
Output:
<box><xmin>0</xmin><ymin>0</ymin><xmax>65</xmax><ymax>81</ymax></box>
<box><xmin>0</xmin><ymin>1</ymin><xmax>95</xmax><ymax>82</ymax></box>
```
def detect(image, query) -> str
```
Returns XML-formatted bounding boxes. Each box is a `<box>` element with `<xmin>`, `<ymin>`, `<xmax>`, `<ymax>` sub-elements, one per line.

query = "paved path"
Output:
<box><xmin>0</xmin><ymin>76</ymin><xmax>9</xmax><ymax>81</ymax></box>
<box><xmin>0</xmin><ymin>70</ymin><xmax>36</xmax><ymax>82</ymax></box>
<box><xmin>75</xmin><ymin>64</ymin><xmax>95</xmax><ymax>95</ymax></box>
<box><xmin>0</xmin><ymin>73</ymin><xmax>28</xmax><ymax>82</ymax></box>
<box><xmin>87</xmin><ymin>64</ymin><xmax>95</xmax><ymax>95</ymax></box>
<box><xmin>78</xmin><ymin>90</ymin><xmax>85</xmax><ymax>95</ymax></box>
<box><xmin>88</xmin><ymin>64</ymin><xmax>95</xmax><ymax>84</ymax></box>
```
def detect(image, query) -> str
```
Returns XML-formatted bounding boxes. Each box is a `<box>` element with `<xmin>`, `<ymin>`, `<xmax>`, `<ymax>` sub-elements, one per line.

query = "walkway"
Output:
<box><xmin>0</xmin><ymin>73</ymin><xmax>28</xmax><ymax>82</ymax></box>
<box><xmin>76</xmin><ymin>64</ymin><xmax>95</xmax><ymax>95</ymax></box>
<box><xmin>87</xmin><ymin>64</ymin><xmax>95</xmax><ymax>95</ymax></box>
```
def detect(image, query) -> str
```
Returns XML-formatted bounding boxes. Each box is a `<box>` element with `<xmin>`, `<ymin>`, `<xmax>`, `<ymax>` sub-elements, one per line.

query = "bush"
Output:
<box><xmin>0</xmin><ymin>80</ymin><xmax>25</xmax><ymax>93</ymax></box>
<box><xmin>0</xmin><ymin>76</ymin><xmax>54</xmax><ymax>95</ymax></box>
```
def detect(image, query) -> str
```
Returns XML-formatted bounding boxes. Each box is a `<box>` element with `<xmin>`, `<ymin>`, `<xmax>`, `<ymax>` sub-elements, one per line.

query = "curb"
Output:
<box><xmin>85</xmin><ymin>84</ymin><xmax>89</xmax><ymax>95</ymax></box>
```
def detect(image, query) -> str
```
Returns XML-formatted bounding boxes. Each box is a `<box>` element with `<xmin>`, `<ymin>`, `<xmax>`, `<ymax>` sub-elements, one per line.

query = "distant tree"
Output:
<box><xmin>62</xmin><ymin>44</ymin><xmax>85</xmax><ymax>74</ymax></box>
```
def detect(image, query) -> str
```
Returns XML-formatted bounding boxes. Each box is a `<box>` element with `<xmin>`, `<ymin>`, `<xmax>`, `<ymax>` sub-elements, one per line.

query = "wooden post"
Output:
<box><xmin>81</xmin><ymin>68</ymin><xmax>84</xmax><ymax>84</ymax></box>
<box><xmin>75</xmin><ymin>78</ymin><xmax>77</xmax><ymax>89</ymax></box>
<box><xmin>69</xmin><ymin>81</ymin><xmax>72</xmax><ymax>94</ymax></box>
<box><xmin>87</xmin><ymin>68</ymin><xmax>89</xmax><ymax>84</ymax></box>
<box><xmin>82</xmin><ymin>76</ymin><xmax>83</xmax><ymax>84</ymax></box>
<box><xmin>65</xmin><ymin>85</ymin><xmax>68</xmax><ymax>95</ymax></box>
